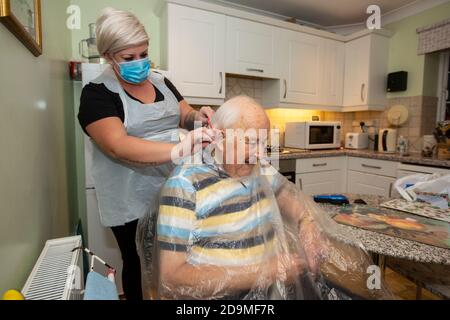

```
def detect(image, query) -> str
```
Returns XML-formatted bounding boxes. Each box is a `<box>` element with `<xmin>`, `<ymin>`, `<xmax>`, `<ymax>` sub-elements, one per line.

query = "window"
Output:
<box><xmin>437</xmin><ymin>51</ymin><xmax>450</xmax><ymax>121</ymax></box>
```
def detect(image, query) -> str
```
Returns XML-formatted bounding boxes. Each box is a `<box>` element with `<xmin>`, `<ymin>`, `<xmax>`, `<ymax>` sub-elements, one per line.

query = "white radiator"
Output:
<box><xmin>22</xmin><ymin>236</ymin><xmax>84</xmax><ymax>300</ymax></box>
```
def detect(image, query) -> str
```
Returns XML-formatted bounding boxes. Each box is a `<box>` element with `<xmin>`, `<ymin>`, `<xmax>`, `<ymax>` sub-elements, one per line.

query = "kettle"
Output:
<box><xmin>378</xmin><ymin>129</ymin><xmax>397</xmax><ymax>153</ymax></box>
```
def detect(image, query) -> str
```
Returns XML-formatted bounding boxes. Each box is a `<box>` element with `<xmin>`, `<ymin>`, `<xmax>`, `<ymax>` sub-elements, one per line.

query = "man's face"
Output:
<box><xmin>221</xmin><ymin>118</ymin><xmax>270</xmax><ymax>177</ymax></box>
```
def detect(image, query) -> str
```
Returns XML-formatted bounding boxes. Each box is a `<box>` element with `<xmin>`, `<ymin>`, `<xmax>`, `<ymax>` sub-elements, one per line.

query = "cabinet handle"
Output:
<box><xmin>283</xmin><ymin>79</ymin><xmax>287</xmax><ymax>99</ymax></box>
<box><xmin>313</xmin><ymin>163</ymin><xmax>327</xmax><ymax>167</ymax></box>
<box><xmin>361</xmin><ymin>83</ymin><xmax>366</xmax><ymax>102</ymax></box>
<box><xmin>219</xmin><ymin>72</ymin><xmax>223</xmax><ymax>95</ymax></box>
<box><xmin>362</xmin><ymin>164</ymin><xmax>382</xmax><ymax>170</ymax></box>
<box><xmin>298</xmin><ymin>178</ymin><xmax>303</xmax><ymax>190</ymax></box>
<box><xmin>388</xmin><ymin>183</ymin><xmax>393</xmax><ymax>198</ymax></box>
<box><xmin>247</xmin><ymin>68</ymin><xmax>264</xmax><ymax>73</ymax></box>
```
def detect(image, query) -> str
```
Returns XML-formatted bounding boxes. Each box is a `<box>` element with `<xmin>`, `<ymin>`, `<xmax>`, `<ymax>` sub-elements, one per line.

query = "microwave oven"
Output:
<box><xmin>285</xmin><ymin>122</ymin><xmax>342</xmax><ymax>150</ymax></box>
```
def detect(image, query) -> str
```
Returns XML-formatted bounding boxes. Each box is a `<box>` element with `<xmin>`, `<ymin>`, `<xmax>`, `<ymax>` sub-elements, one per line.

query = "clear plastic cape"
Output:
<box><xmin>136</xmin><ymin>158</ymin><xmax>393</xmax><ymax>300</ymax></box>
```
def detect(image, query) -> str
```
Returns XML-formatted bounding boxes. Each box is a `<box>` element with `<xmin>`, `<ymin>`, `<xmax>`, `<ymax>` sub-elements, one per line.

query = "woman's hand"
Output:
<box><xmin>171</xmin><ymin>127</ymin><xmax>222</xmax><ymax>163</ymax></box>
<box><xmin>196</xmin><ymin>106</ymin><xmax>215</xmax><ymax>126</ymax></box>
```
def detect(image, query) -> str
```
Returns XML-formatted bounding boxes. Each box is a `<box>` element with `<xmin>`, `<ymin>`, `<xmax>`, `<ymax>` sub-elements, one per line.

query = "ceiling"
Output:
<box><xmin>219</xmin><ymin>0</ymin><xmax>418</xmax><ymax>26</ymax></box>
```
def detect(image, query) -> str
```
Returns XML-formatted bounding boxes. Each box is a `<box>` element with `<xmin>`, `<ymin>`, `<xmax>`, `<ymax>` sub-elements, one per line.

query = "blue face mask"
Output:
<box><xmin>115</xmin><ymin>58</ymin><xmax>151</xmax><ymax>84</ymax></box>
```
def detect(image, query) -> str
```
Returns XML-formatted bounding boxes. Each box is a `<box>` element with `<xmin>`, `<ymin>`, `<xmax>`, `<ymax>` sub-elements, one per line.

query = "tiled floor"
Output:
<box><xmin>385</xmin><ymin>268</ymin><xmax>441</xmax><ymax>300</ymax></box>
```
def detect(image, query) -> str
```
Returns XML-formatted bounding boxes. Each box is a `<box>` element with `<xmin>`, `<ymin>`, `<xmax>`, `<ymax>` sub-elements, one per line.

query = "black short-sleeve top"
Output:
<box><xmin>78</xmin><ymin>75</ymin><xmax>184</xmax><ymax>136</ymax></box>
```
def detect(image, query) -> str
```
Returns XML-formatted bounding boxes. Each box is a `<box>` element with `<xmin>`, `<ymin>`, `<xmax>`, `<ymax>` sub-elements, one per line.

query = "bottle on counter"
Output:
<box><xmin>373</xmin><ymin>130</ymin><xmax>379</xmax><ymax>152</ymax></box>
<box><xmin>398</xmin><ymin>136</ymin><xmax>409</xmax><ymax>157</ymax></box>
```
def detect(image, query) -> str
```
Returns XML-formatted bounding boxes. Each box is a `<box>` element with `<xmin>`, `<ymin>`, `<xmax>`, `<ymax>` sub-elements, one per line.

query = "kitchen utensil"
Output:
<box><xmin>345</xmin><ymin>132</ymin><xmax>369</xmax><ymax>150</ymax></box>
<box><xmin>422</xmin><ymin>135</ymin><xmax>437</xmax><ymax>158</ymax></box>
<box><xmin>397</xmin><ymin>136</ymin><xmax>409</xmax><ymax>156</ymax></box>
<box><xmin>378</xmin><ymin>129</ymin><xmax>397</xmax><ymax>153</ymax></box>
<box><xmin>79</xmin><ymin>23</ymin><xmax>103</xmax><ymax>63</ymax></box>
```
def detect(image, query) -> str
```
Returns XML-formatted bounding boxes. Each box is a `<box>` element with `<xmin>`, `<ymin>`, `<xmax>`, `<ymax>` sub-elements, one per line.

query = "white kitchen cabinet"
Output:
<box><xmin>347</xmin><ymin>157</ymin><xmax>398</xmax><ymax>197</ymax></box>
<box><xmin>263</xmin><ymin>32</ymin><xmax>344</xmax><ymax>110</ymax></box>
<box><xmin>321</xmin><ymin>39</ymin><xmax>345</xmax><ymax>107</ymax></box>
<box><xmin>397</xmin><ymin>163</ymin><xmax>450</xmax><ymax>177</ymax></box>
<box><xmin>165</xmin><ymin>4</ymin><xmax>225</xmax><ymax>101</ymax></box>
<box><xmin>343</xmin><ymin>34</ymin><xmax>390</xmax><ymax>111</ymax></box>
<box><xmin>296</xmin><ymin>157</ymin><xmax>346</xmax><ymax>195</ymax></box>
<box><xmin>296</xmin><ymin>156</ymin><xmax>346</xmax><ymax>174</ymax></box>
<box><xmin>348</xmin><ymin>157</ymin><xmax>398</xmax><ymax>177</ymax></box>
<box><xmin>279</xmin><ymin>30</ymin><xmax>322</xmax><ymax>105</ymax></box>
<box><xmin>297</xmin><ymin>171</ymin><xmax>343</xmax><ymax>196</ymax></box>
<box><xmin>347</xmin><ymin>171</ymin><xmax>396</xmax><ymax>197</ymax></box>
<box><xmin>226</xmin><ymin>16</ymin><xmax>279</xmax><ymax>79</ymax></box>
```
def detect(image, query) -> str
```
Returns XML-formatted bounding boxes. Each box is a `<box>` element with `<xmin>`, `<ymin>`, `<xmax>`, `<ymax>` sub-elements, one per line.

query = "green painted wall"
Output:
<box><xmin>0</xmin><ymin>0</ymin><xmax>74</xmax><ymax>293</ymax></box>
<box><xmin>70</xmin><ymin>0</ymin><xmax>161</xmax><ymax>67</ymax></box>
<box><xmin>385</xmin><ymin>1</ymin><xmax>450</xmax><ymax>98</ymax></box>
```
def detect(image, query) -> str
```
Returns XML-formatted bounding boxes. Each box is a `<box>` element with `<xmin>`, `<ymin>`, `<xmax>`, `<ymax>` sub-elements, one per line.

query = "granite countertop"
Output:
<box><xmin>320</xmin><ymin>194</ymin><xmax>450</xmax><ymax>265</ymax></box>
<box><xmin>274</xmin><ymin>148</ymin><xmax>450</xmax><ymax>168</ymax></box>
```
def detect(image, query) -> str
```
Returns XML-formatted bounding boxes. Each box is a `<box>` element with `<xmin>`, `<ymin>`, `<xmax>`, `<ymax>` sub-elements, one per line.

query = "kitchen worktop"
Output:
<box><xmin>320</xmin><ymin>194</ymin><xmax>450</xmax><ymax>265</ymax></box>
<box><xmin>273</xmin><ymin>148</ymin><xmax>450</xmax><ymax>168</ymax></box>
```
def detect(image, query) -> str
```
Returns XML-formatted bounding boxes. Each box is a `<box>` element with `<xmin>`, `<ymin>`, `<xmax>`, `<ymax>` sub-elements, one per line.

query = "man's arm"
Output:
<box><xmin>275</xmin><ymin>182</ymin><xmax>329</xmax><ymax>275</ymax></box>
<box><xmin>158</xmin><ymin>250</ymin><xmax>281</xmax><ymax>299</ymax></box>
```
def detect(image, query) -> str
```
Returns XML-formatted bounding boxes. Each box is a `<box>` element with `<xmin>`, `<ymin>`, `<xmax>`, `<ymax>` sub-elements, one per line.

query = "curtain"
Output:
<box><xmin>417</xmin><ymin>18</ymin><xmax>450</xmax><ymax>55</ymax></box>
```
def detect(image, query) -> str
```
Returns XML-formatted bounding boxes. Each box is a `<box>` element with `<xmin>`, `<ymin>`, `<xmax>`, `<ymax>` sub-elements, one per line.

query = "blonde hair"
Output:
<box><xmin>96</xmin><ymin>7</ymin><xmax>149</xmax><ymax>56</ymax></box>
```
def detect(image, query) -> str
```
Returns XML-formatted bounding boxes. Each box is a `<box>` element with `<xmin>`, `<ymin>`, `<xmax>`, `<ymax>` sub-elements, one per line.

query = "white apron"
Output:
<box><xmin>90</xmin><ymin>66</ymin><xmax>181</xmax><ymax>227</ymax></box>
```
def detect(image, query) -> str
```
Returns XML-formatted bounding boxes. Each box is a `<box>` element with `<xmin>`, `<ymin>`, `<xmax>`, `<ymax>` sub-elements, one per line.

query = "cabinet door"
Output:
<box><xmin>279</xmin><ymin>30</ymin><xmax>322</xmax><ymax>105</ymax></box>
<box><xmin>347</xmin><ymin>171</ymin><xmax>395</xmax><ymax>197</ymax></box>
<box><xmin>226</xmin><ymin>17</ymin><xmax>279</xmax><ymax>78</ymax></box>
<box><xmin>321</xmin><ymin>39</ymin><xmax>344</xmax><ymax>106</ymax></box>
<box><xmin>343</xmin><ymin>36</ymin><xmax>370</xmax><ymax>107</ymax></box>
<box><xmin>296</xmin><ymin>171</ymin><xmax>342</xmax><ymax>196</ymax></box>
<box><xmin>168</xmin><ymin>5</ymin><xmax>225</xmax><ymax>98</ymax></box>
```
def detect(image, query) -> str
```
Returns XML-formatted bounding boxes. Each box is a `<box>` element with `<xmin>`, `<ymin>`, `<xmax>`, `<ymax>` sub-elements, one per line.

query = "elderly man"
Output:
<box><xmin>149</xmin><ymin>96</ymin><xmax>391</xmax><ymax>300</ymax></box>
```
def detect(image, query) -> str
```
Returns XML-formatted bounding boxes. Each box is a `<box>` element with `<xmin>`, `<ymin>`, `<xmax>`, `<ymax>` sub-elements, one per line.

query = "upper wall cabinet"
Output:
<box><xmin>343</xmin><ymin>34</ymin><xmax>390</xmax><ymax>111</ymax></box>
<box><xmin>164</xmin><ymin>4</ymin><xmax>226</xmax><ymax>103</ymax></box>
<box><xmin>262</xmin><ymin>31</ymin><xmax>344</xmax><ymax>110</ymax></box>
<box><xmin>321</xmin><ymin>39</ymin><xmax>345</xmax><ymax>107</ymax></box>
<box><xmin>278</xmin><ymin>30</ymin><xmax>323</xmax><ymax>105</ymax></box>
<box><xmin>226</xmin><ymin>17</ymin><xmax>280</xmax><ymax>79</ymax></box>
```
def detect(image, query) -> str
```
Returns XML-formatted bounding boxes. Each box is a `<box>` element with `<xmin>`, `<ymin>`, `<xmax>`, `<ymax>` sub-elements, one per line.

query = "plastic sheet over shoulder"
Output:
<box><xmin>136</xmin><ymin>163</ymin><xmax>393</xmax><ymax>300</ymax></box>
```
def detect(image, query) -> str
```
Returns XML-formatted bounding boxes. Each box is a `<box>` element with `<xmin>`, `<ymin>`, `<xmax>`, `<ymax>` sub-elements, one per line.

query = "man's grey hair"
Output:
<box><xmin>211</xmin><ymin>96</ymin><xmax>262</xmax><ymax>129</ymax></box>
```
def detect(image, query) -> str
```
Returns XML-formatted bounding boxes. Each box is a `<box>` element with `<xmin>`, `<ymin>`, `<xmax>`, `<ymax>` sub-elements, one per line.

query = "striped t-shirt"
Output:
<box><xmin>157</xmin><ymin>162</ymin><xmax>284</xmax><ymax>267</ymax></box>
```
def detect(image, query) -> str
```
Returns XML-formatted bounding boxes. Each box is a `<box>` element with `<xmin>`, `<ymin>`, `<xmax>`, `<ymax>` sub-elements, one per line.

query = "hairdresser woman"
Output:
<box><xmin>78</xmin><ymin>8</ymin><xmax>217</xmax><ymax>300</ymax></box>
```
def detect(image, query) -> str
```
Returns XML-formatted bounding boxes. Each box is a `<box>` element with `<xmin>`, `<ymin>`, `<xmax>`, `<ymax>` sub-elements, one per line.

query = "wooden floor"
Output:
<box><xmin>385</xmin><ymin>268</ymin><xmax>441</xmax><ymax>300</ymax></box>
<box><xmin>120</xmin><ymin>268</ymin><xmax>443</xmax><ymax>300</ymax></box>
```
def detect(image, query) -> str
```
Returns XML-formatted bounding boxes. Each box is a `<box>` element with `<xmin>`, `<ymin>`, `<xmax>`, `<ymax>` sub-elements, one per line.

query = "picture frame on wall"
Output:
<box><xmin>0</xmin><ymin>0</ymin><xmax>42</xmax><ymax>56</ymax></box>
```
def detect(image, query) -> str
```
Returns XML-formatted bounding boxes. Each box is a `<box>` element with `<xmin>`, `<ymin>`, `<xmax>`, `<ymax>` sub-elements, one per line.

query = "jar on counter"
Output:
<box><xmin>398</xmin><ymin>136</ymin><xmax>409</xmax><ymax>157</ymax></box>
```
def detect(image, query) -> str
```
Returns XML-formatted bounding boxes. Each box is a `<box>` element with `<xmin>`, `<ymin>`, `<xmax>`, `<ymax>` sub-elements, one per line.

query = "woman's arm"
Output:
<box><xmin>87</xmin><ymin>117</ymin><xmax>175</xmax><ymax>166</ymax></box>
<box><xmin>179</xmin><ymin>100</ymin><xmax>215</xmax><ymax>131</ymax></box>
<box><xmin>87</xmin><ymin>117</ymin><xmax>218</xmax><ymax>167</ymax></box>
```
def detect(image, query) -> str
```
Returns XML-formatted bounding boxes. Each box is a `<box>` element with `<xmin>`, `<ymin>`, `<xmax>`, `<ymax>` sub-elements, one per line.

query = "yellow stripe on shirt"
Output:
<box><xmin>159</xmin><ymin>205</ymin><xmax>196</xmax><ymax>221</ymax></box>
<box><xmin>190</xmin><ymin>237</ymin><xmax>277</xmax><ymax>263</ymax></box>
<box><xmin>198</xmin><ymin>198</ymin><xmax>272</xmax><ymax>229</ymax></box>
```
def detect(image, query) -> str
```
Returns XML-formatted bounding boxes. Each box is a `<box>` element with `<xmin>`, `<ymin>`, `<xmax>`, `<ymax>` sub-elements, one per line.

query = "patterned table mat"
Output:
<box><xmin>381</xmin><ymin>199</ymin><xmax>450</xmax><ymax>223</ymax></box>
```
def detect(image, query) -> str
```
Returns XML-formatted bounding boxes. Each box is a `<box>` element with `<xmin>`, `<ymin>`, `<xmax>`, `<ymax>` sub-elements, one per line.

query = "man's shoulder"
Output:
<box><xmin>165</xmin><ymin>164</ymin><xmax>218</xmax><ymax>191</ymax></box>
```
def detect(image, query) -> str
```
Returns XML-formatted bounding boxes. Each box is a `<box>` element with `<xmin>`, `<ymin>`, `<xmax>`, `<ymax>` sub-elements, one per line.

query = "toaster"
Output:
<box><xmin>345</xmin><ymin>133</ymin><xmax>369</xmax><ymax>150</ymax></box>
